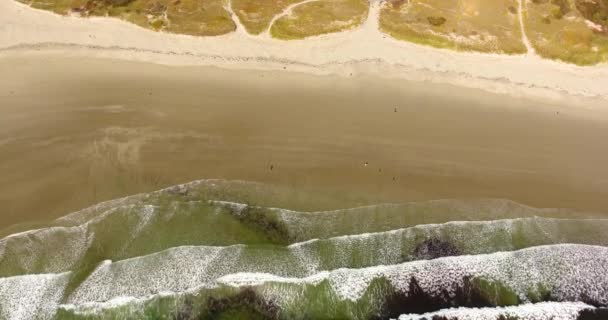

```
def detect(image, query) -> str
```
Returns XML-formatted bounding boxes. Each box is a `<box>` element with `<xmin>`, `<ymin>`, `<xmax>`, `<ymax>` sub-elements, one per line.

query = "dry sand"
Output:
<box><xmin>2</xmin><ymin>54</ymin><xmax>608</xmax><ymax>233</ymax></box>
<box><xmin>1</xmin><ymin>0</ymin><xmax>608</xmax><ymax>102</ymax></box>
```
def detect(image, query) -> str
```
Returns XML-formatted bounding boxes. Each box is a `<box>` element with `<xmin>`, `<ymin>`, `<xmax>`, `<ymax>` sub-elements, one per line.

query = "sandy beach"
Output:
<box><xmin>2</xmin><ymin>0</ymin><xmax>608</xmax><ymax>235</ymax></box>
<box><xmin>2</xmin><ymin>53</ymin><xmax>608</xmax><ymax>233</ymax></box>
<box><xmin>4</xmin><ymin>2</ymin><xmax>608</xmax><ymax>319</ymax></box>
<box><xmin>1</xmin><ymin>0</ymin><xmax>608</xmax><ymax>102</ymax></box>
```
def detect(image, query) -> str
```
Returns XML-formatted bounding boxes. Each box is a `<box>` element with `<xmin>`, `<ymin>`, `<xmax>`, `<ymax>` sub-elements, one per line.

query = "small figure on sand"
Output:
<box><xmin>270</xmin><ymin>164</ymin><xmax>274</xmax><ymax>171</ymax></box>
<box><xmin>364</xmin><ymin>161</ymin><xmax>368</xmax><ymax>167</ymax></box>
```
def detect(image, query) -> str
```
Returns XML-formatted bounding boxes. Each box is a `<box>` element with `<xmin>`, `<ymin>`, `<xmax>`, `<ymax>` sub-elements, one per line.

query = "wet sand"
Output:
<box><xmin>1</xmin><ymin>53</ymin><xmax>608</xmax><ymax>232</ymax></box>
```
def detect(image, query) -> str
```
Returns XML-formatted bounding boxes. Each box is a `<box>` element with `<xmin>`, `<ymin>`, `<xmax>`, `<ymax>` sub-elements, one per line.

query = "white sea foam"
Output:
<box><xmin>219</xmin><ymin>244</ymin><xmax>608</xmax><ymax>303</ymax></box>
<box><xmin>0</xmin><ymin>272</ymin><xmax>71</xmax><ymax>320</ymax></box>
<box><xmin>209</xmin><ymin>197</ymin><xmax>591</xmax><ymax>241</ymax></box>
<box><xmin>66</xmin><ymin>246</ymin><xmax>228</xmax><ymax>303</ymax></box>
<box><xmin>207</xmin><ymin>200</ymin><xmax>248</xmax><ymax>214</ymax></box>
<box><xmin>0</xmin><ymin>223</ymin><xmax>91</xmax><ymax>274</ymax></box>
<box><xmin>59</xmin><ymin>291</ymin><xmax>180</xmax><ymax>316</ymax></box>
<box><xmin>2</xmin><ymin>180</ymin><xmax>607</xmax><ymax>319</ymax></box>
<box><xmin>3</xmin><ymin>212</ymin><xmax>608</xmax><ymax>281</ymax></box>
<box><xmin>0</xmin><ymin>204</ymin><xmax>153</xmax><ymax>275</ymax></box>
<box><xmin>131</xmin><ymin>204</ymin><xmax>156</xmax><ymax>235</ymax></box>
<box><xmin>50</xmin><ymin>179</ymin><xmax>265</xmax><ymax>226</ymax></box>
<box><xmin>2</xmin><ymin>178</ymin><xmax>591</xmax><ymax>246</ymax></box>
<box><xmin>65</xmin><ymin>244</ymin><xmax>608</xmax><ymax>307</ymax></box>
<box><xmin>397</xmin><ymin>301</ymin><xmax>594</xmax><ymax>320</ymax></box>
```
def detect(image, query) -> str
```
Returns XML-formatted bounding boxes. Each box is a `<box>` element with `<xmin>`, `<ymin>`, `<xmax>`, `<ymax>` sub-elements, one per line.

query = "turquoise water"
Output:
<box><xmin>1</xmin><ymin>180</ymin><xmax>607</xmax><ymax>320</ymax></box>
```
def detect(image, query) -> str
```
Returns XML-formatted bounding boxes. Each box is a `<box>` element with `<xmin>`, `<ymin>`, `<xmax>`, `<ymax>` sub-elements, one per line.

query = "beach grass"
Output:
<box><xmin>15</xmin><ymin>0</ymin><xmax>608</xmax><ymax>64</ymax></box>
<box><xmin>270</xmin><ymin>0</ymin><xmax>369</xmax><ymax>39</ymax></box>
<box><xmin>231</xmin><ymin>0</ymin><xmax>305</xmax><ymax>34</ymax></box>
<box><xmin>379</xmin><ymin>0</ymin><xmax>527</xmax><ymax>54</ymax></box>
<box><xmin>24</xmin><ymin>0</ymin><xmax>236</xmax><ymax>36</ymax></box>
<box><xmin>524</xmin><ymin>0</ymin><xmax>608</xmax><ymax>65</ymax></box>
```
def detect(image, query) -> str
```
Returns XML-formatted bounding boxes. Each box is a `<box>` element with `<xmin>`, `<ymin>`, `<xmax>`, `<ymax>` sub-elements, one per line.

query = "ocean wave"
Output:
<box><xmin>64</xmin><ymin>244</ymin><xmax>608</xmax><ymax>306</ymax></box>
<box><xmin>3</xmin><ymin>213</ymin><xmax>608</xmax><ymax>279</ymax></box>
<box><xmin>1</xmin><ymin>179</ymin><xmax>602</xmax><ymax>279</ymax></box>
<box><xmin>397</xmin><ymin>302</ymin><xmax>595</xmax><ymax>320</ymax></box>
<box><xmin>0</xmin><ymin>272</ymin><xmax>70</xmax><ymax>320</ymax></box>
<box><xmin>29</xmin><ymin>179</ymin><xmax>597</xmax><ymax>230</ymax></box>
<box><xmin>2</xmin><ymin>180</ymin><xmax>607</xmax><ymax>319</ymax></box>
<box><xmin>53</xmin><ymin>244</ymin><xmax>608</xmax><ymax>319</ymax></box>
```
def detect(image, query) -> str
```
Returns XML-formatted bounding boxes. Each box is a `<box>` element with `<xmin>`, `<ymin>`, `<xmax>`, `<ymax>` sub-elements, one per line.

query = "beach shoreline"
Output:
<box><xmin>2</xmin><ymin>0</ymin><xmax>608</xmax><ymax>104</ymax></box>
<box><xmin>3</xmin><ymin>53</ymin><xmax>608</xmax><ymax>231</ymax></box>
<box><xmin>3</xmin><ymin>0</ymin><xmax>608</xmax><ymax>233</ymax></box>
<box><xmin>4</xmin><ymin>2</ymin><xmax>608</xmax><ymax>318</ymax></box>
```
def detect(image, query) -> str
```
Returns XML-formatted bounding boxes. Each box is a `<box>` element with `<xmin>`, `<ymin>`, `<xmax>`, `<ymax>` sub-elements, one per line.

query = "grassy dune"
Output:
<box><xmin>231</xmin><ymin>0</ymin><xmax>306</xmax><ymax>34</ymax></box>
<box><xmin>379</xmin><ymin>0</ymin><xmax>527</xmax><ymax>54</ymax></box>
<box><xmin>524</xmin><ymin>0</ymin><xmax>608</xmax><ymax>65</ymax></box>
<box><xmin>24</xmin><ymin>0</ymin><xmax>236</xmax><ymax>36</ymax></box>
<box><xmin>270</xmin><ymin>0</ymin><xmax>369</xmax><ymax>39</ymax></box>
<box><xmin>15</xmin><ymin>0</ymin><xmax>608</xmax><ymax>63</ymax></box>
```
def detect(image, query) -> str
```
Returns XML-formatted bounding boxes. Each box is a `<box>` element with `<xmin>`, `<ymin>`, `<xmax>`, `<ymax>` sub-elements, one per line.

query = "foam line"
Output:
<box><xmin>0</xmin><ymin>272</ymin><xmax>71</xmax><ymax>320</ymax></box>
<box><xmin>398</xmin><ymin>301</ymin><xmax>594</xmax><ymax>320</ymax></box>
<box><xmin>66</xmin><ymin>244</ymin><xmax>608</xmax><ymax>306</ymax></box>
<box><xmin>3</xmin><ymin>214</ymin><xmax>608</xmax><ymax>279</ymax></box>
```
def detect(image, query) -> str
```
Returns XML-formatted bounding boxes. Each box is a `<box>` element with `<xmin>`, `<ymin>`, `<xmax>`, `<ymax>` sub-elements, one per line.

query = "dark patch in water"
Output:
<box><xmin>525</xmin><ymin>283</ymin><xmax>553</xmax><ymax>303</ymax></box>
<box><xmin>579</xmin><ymin>292</ymin><xmax>608</xmax><ymax>308</ymax></box>
<box><xmin>231</xmin><ymin>205</ymin><xmax>291</xmax><ymax>245</ymax></box>
<box><xmin>174</xmin><ymin>298</ymin><xmax>195</xmax><ymax>320</ymax></box>
<box><xmin>578</xmin><ymin>308</ymin><xmax>608</xmax><ymax>320</ymax></box>
<box><xmin>373</xmin><ymin>276</ymin><xmax>520</xmax><ymax>320</ymax></box>
<box><xmin>204</xmin><ymin>288</ymin><xmax>279</xmax><ymax>320</ymax></box>
<box><xmin>413</xmin><ymin>239</ymin><xmax>461</xmax><ymax>260</ymax></box>
<box><xmin>172</xmin><ymin>289</ymin><xmax>279</xmax><ymax>320</ymax></box>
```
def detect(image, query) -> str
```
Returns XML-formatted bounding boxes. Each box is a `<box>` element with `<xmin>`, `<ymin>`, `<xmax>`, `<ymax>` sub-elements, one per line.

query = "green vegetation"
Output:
<box><xmin>15</xmin><ymin>0</ymin><xmax>608</xmax><ymax>63</ymax></box>
<box><xmin>379</xmin><ymin>0</ymin><xmax>527</xmax><ymax>54</ymax></box>
<box><xmin>23</xmin><ymin>0</ymin><xmax>236</xmax><ymax>36</ymax></box>
<box><xmin>231</xmin><ymin>0</ymin><xmax>306</xmax><ymax>34</ymax></box>
<box><xmin>524</xmin><ymin>0</ymin><xmax>608</xmax><ymax>65</ymax></box>
<box><xmin>427</xmin><ymin>16</ymin><xmax>447</xmax><ymax>26</ymax></box>
<box><xmin>270</xmin><ymin>0</ymin><xmax>369</xmax><ymax>39</ymax></box>
<box><xmin>22</xmin><ymin>0</ymin><xmax>370</xmax><ymax>38</ymax></box>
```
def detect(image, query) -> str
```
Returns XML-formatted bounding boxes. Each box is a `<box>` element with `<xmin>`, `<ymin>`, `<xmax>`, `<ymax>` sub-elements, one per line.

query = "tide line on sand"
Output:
<box><xmin>1</xmin><ymin>0</ymin><xmax>608</xmax><ymax>102</ymax></box>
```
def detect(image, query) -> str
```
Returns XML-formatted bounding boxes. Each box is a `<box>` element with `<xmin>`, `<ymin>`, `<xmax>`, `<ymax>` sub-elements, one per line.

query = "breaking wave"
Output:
<box><xmin>0</xmin><ymin>179</ymin><xmax>606</xmax><ymax>319</ymax></box>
